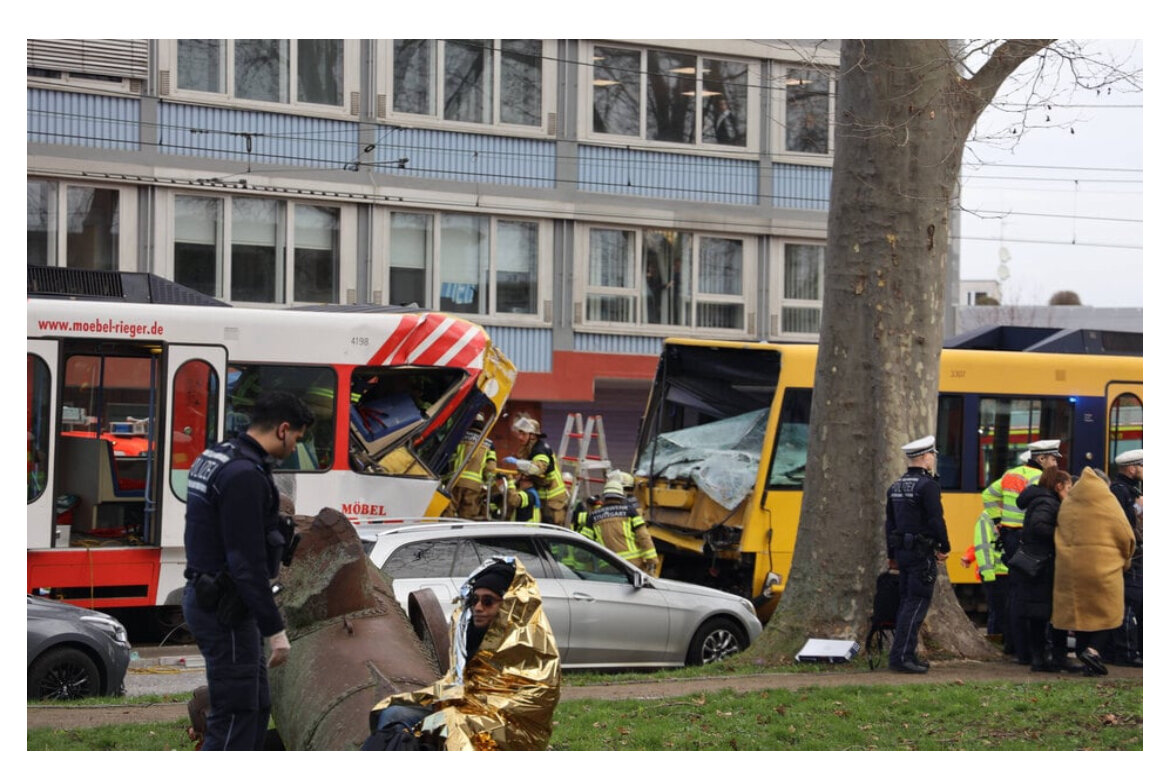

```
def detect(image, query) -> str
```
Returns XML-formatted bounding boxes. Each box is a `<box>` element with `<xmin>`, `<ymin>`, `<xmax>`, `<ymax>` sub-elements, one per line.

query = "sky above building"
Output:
<box><xmin>958</xmin><ymin>39</ymin><xmax>1143</xmax><ymax>308</ymax></box>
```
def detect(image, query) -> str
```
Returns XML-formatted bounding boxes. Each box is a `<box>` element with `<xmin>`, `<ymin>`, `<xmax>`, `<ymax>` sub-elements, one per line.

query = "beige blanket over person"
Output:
<box><xmin>1051</xmin><ymin>470</ymin><xmax>1135</xmax><ymax>633</ymax></box>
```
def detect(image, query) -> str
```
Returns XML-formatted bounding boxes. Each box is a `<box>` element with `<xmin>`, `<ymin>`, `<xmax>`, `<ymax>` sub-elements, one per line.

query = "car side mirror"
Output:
<box><xmin>630</xmin><ymin>570</ymin><xmax>645</xmax><ymax>589</ymax></box>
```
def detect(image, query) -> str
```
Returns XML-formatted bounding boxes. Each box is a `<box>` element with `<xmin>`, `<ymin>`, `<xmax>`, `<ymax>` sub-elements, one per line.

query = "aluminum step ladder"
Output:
<box><xmin>557</xmin><ymin>413</ymin><xmax>611</xmax><ymax>510</ymax></box>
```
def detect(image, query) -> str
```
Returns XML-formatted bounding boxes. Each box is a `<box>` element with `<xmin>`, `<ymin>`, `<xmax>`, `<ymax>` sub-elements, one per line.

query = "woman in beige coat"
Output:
<box><xmin>1051</xmin><ymin>469</ymin><xmax>1135</xmax><ymax>676</ymax></box>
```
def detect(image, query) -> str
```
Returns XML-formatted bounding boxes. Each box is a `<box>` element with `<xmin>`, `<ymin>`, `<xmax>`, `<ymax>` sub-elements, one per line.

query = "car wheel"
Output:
<box><xmin>28</xmin><ymin>647</ymin><xmax>102</xmax><ymax>700</ymax></box>
<box><xmin>685</xmin><ymin>618</ymin><xmax>747</xmax><ymax>666</ymax></box>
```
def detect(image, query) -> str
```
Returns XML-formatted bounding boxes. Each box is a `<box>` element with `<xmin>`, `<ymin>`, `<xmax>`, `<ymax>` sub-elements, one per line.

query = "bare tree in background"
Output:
<box><xmin>751</xmin><ymin>39</ymin><xmax>1142</xmax><ymax>663</ymax></box>
<box><xmin>1049</xmin><ymin>290</ymin><xmax>1083</xmax><ymax>305</ymax></box>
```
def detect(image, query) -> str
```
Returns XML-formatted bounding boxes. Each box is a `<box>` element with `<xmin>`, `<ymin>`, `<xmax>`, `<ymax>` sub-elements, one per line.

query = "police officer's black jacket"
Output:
<box><xmin>1110</xmin><ymin>473</ymin><xmax>1142</xmax><ymax>532</ymax></box>
<box><xmin>1110</xmin><ymin>473</ymin><xmax>1143</xmax><ymax>585</ymax></box>
<box><xmin>184</xmin><ymin>434</ymin><xmax>285</xmax><ymax>637</ymax></box>
<box><xmin>885</xmin><ymin>467</ymin><xmax>950</xmax><ymax>561</ymax></box>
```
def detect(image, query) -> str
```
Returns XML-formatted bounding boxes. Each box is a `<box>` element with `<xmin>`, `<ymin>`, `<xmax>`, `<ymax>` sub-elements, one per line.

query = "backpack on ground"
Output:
<box><xmin>864</xmin><ymin>569</ymin><xmax>901</xmax><ymax>669</ymax></box>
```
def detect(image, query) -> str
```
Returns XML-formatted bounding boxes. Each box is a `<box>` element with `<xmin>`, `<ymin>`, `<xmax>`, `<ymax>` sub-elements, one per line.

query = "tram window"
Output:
<box><xmin>767</xmin><ymin>388</ymin><xmax>811</xmax><ymax>488</ymax></box>
<box><xmin>170</xmin><ymin>360</ymin><xmax>220</xmax><ymax>501</ymax></box>
<box><xmin>935</xmin><ymin>395</ymin><xmax>963</xmax><ymax>490</ymax></box>
<box><xmin>1108</xmin><ymin>393</ymin><xmax>1142</xmax><ymax>467</ymax></box>
<box><xmin>978</xmin><ymin>397</ymin><xmax>1073</xmax><ymax>487</ymax></box>
<box><xmin>27</xmin><ymin>354</ymin><xmax>52</xmax><ymax>503</ymax></box>
<box><xmin>225</xmin><ymin>364</ymin><xmax>336</xmax><ymax>472</ymax></box>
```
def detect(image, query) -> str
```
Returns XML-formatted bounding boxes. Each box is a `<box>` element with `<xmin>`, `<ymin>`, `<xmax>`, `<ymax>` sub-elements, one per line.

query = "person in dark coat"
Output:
<box><xmin>1108</xmin><ymin>449</ymin><xmax>1143</xmax><ymax>666</ymax></box>
<box><xmin>1015</xmin><ymin>467</ymin><xmax>1078</xmax><ymax>672</ymax></box>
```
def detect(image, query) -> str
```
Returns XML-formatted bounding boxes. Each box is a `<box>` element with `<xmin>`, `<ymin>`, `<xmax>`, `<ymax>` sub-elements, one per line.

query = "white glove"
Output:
<box><xmin>266</xmin><ymin>629</ymin><xmax>291</xmax><ymax>668</ymax></box>
<box><xmin>514</xmin><ymin>459</ymin><xmax>536</xmax><ymax>474</ymax></box>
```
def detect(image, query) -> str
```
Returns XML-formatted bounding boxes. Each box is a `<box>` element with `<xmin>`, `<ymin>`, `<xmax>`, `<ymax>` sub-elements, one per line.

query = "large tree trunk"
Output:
<box><xmin>752</xmin><ymin>39</ymin><xmax>1052</xmax><ymax>663</ymax></box>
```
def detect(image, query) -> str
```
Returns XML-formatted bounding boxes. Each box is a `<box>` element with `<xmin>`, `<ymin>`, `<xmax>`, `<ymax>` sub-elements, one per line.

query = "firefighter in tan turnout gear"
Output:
<box><xmin>575</xmin><ymin>472</ymin><xmax>659</xmax><ymax>572</ymax></box>
<box><xmin>446</xmin><ymin>414</ymin><xmax>495</xmax><ymax>520</ymax></box>
<box><xmin>502</xmin><ymin>416</ymin><xmax>570</xmax><ymax>527</ymax></box>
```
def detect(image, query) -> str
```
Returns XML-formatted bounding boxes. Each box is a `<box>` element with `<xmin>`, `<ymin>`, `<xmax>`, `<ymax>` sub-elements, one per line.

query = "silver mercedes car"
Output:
<box><xmin>362</xmin><ymin>520</ymin><xmax>763</xmax><ymax>669</ymax></box>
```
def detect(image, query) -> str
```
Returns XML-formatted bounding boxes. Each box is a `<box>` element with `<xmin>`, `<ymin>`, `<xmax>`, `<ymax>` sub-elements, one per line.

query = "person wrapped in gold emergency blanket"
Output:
<box><xmin>364</xmin><ymin>557</ymin><xmax>561</xmax><ymax>750</ymax></box>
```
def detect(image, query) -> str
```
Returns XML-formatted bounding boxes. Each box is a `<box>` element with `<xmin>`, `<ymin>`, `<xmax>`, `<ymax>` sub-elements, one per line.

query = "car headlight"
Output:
<box><xmin>81</xmin><ymin>614</ymin><xmax>130</xmax><ymax>647</ymax></box>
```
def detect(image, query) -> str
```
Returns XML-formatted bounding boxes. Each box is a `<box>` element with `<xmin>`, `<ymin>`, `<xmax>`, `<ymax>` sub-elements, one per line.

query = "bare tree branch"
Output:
<box><xmin>964</xmin><ymin>39</ymin><xmax>1057</xmax><ymax>110</ymax></box>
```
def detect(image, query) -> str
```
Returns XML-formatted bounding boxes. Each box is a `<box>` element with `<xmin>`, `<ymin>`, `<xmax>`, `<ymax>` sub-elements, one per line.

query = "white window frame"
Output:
<box><xmin>581</xmin><ymin>42</ymin><xmax>761</xmax><ymax>155</ymax></box>
<box><xmin>575</xmin><ymin>223</ymin><xmax>757</xmax><ymax>336</ymax></box>
<box><xmin>158</xmin><ymin>39</ymin><xmax>360</xmax><ymax>119</ymax></box>
<box><xmin>372</xmin><ymin>209</ymin><xmax>552</xmax><ymax>324</ymax></box>
<box><xmin>771</xmin><ymin>240</ymin><xmax>825</xmax><ymax>340</ymax></box>
<box><xmin>27</xmin><ymin>178</ymin><xmax>137</xmax><ymax>271</ymax></box>
<box><xmin>378</xmin><ymin>39</ymin><xmax>556</xmax><ymax>136</ymax></box>
<box><xmin>159</xmin><ymin>190</ymin><xmax>356</xmax><ymax>306</ymax></box>
<box><xmin>773</xmin><ymin>65</ymin><xmax>835</xmax><ymax>164</ymax></box>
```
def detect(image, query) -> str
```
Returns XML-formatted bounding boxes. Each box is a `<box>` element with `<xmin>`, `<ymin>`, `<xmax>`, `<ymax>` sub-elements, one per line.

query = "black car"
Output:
<box><xmin>27</xmin><ymin>595</ymin><xmax>132</xmax><ymax>700</ymax></box>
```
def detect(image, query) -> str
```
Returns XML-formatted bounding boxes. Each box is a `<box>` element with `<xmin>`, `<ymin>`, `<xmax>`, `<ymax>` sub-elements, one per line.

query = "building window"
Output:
<box><xmin>591</xmin><ymin>45</ymin><xmax>751</xmax><ymax>150</ymax></box>
<box><xmin>175</xmin><ymin>195</ymin><xmax>223</xmax><ymax>298</ymax></box>
<box><xmin>171</xmin><ymin>194</ymin><xmax>346</xmax><ymax>305</ymax></box>
<box><xmin>389</xmin><ymin>212</ymin><xmax>431</xmax><ymax>307</ymax></box>
<box><xmin>390</xmin><ymin>39</ymin><xmax>545</xmax><ymax>128</ymax></box>
<box><xmin>178</xmin><ymin>39</ymin><xmax>224</xmax><ymax>93</ymax></box>
<box><xmin>293</xmin><ymin>204</ymin><xmax>340</xmax><ymax>303</ymax></box>
<box><xmin>780</xmin><ymin>244</ymin><xmax>823</xmax><ymax>334</ymax></box>
<box><xmin>496</xmin><ymin>220</ymin><xmax>538</xmax><ymax>314</ymax></box>
<box><xmin>174</xmin><ymin>39</ymin><xmax>350</xmax><ymax>109</ymax></box>
<box><xmin>785</xmin><ymin>67</ymin><xmax>830</xmax><ymax>154</ymax></box>
<box><xmin>584</xmin><ymin>226</ymin><xmax>750</xmax><ymax>332</ymax></box>
<box><xmin>585</xmin><ymin>229</ymin><xmax>636</xmax><ymax>323</ymax></box>
<box><xmin>232</xmin><ymin>197</ymin><xmax>283</xmax><ymax>303</ymax></box>
<box><xmin>28</xmin><ymin>180</ymin><xmax>129</xmax><ymax>270</ymax></box>
<box><xmin>27</xmin><ymin>180</ymin><xmax>57</xmax><ymax>266</ymax></box>
<box><xmin>385</xmin><ymin>211</ymin><xmax>545</xmax><ymax>318</ymax></box>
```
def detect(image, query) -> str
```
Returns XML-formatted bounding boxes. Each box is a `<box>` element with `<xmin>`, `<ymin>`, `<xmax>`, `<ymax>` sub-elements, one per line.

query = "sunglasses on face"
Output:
<box><xmin>466</xmin><ymin>594</ymin><xmax>500</xmax><ymax>609</ymax></box>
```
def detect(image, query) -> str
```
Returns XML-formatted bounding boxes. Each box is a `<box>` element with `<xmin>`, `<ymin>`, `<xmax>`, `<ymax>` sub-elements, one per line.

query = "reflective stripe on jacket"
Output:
<box><xmin>972</xmin><ymin>511</ymin><xmax>1007</xmax><ymax>581</ymax></box>
<box><xmin>981</xmin><ymin>464</ymin><xmax>1041</xmax><ymax>528</ymax></box>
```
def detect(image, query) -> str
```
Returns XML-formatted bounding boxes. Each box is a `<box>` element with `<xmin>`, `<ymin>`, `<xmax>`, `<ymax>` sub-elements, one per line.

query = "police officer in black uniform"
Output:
<box><xmin>182</xmin><ymin>391</ymin><xmax>314</xmax><ymax>750</ymax></box>
<box><xmin>885</xmin><ymin>435</ymin><xmax>951</xmax><ymax>674</ymax></box>
<box><xmin>1109</xmin><ymin>449</ymin><xmax>1143</xmax><ymax>666</ymax></box>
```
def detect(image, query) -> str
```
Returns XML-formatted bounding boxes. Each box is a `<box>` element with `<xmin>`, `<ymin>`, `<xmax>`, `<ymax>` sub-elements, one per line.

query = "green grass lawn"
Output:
<box><xmin>28</xmin><ymin>678</ymin><xmax>1141</xmax><ymax>751</ymax></box>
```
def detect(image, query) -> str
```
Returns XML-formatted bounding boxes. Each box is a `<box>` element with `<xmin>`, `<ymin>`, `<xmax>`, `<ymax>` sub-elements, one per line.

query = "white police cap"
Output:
<box><xmin>1018</xmin><ymin>450</ymin><xmax>1032</xmax><ymax>464</ymax></box>
<box><xmin>901</xmin><ymin>435</ymin><xmax>937</xmax><ymax>458</ymax></box>
<box><xmin>1028</xmin><ymin>439</ymin><xmax>1062</xmax><ymax>457</ymax></box>
<box><xmin>1115</xmin><ymin>449</ymin><xmax>1143</xmax><ymax>466</ymax></box>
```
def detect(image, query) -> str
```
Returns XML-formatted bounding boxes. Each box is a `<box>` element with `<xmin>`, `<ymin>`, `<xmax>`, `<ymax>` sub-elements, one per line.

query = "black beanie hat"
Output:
<box><xmin>471</xmin><ymin>561</ymin><xmax>515</xmax><ymax>597</ymax></box>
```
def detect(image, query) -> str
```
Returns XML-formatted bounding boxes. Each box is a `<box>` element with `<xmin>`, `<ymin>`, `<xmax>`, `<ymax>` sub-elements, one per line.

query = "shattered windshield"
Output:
<box><xmin>634</xmin><ymin>408</ymin><xmax>768</xmax><ymax>510</ymax></box>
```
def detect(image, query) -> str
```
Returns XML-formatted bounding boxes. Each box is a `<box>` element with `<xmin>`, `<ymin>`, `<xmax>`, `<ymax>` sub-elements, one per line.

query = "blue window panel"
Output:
<box><xmin>578</xmin><ymin>145</ymin><xmax>757</xmax><ymax>205</ymax></box>
<box><xmin>375</xmin><ymin>129</ymin><xmax>555</xmax><ymax>187</ymax></box>
<box><xmin>573</xmin><ymin>332</ymin><xmax>665</xmax><ymax>356</ymax></box>
<box><xmin>484</xmin><ymin>326</ymin><xmax>552</xmax><ymax>372</ymax></box>
<box><xmin>159</xmin><ymin>103</ymin><xmax>357</xmax><ymax>168</ymax></box>
<box><xmin>772</xmin><ymin>163</ymin><xmax>831</xmax><ymax>211</ymax></box>
<box><xmin>27</xmin><ymin>89</ymin><xmax>140</xmax><ymax>150</ymax></box>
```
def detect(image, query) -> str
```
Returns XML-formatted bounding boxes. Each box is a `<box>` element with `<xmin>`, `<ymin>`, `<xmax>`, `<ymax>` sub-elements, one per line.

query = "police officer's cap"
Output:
<box><xmin>1115</xmin><ymin>449</ymin><xmax>1143</xmax><ymax>466</ymax></box>
<box><xmin>1028</xmin><ymin>439</ymin><xmax>1062</xmax><ymax>458</ymax></box>
<box><xmin>901</xmin><ymin>435</ymin><xmax>937</xmax><ymax>458</ymax></box>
